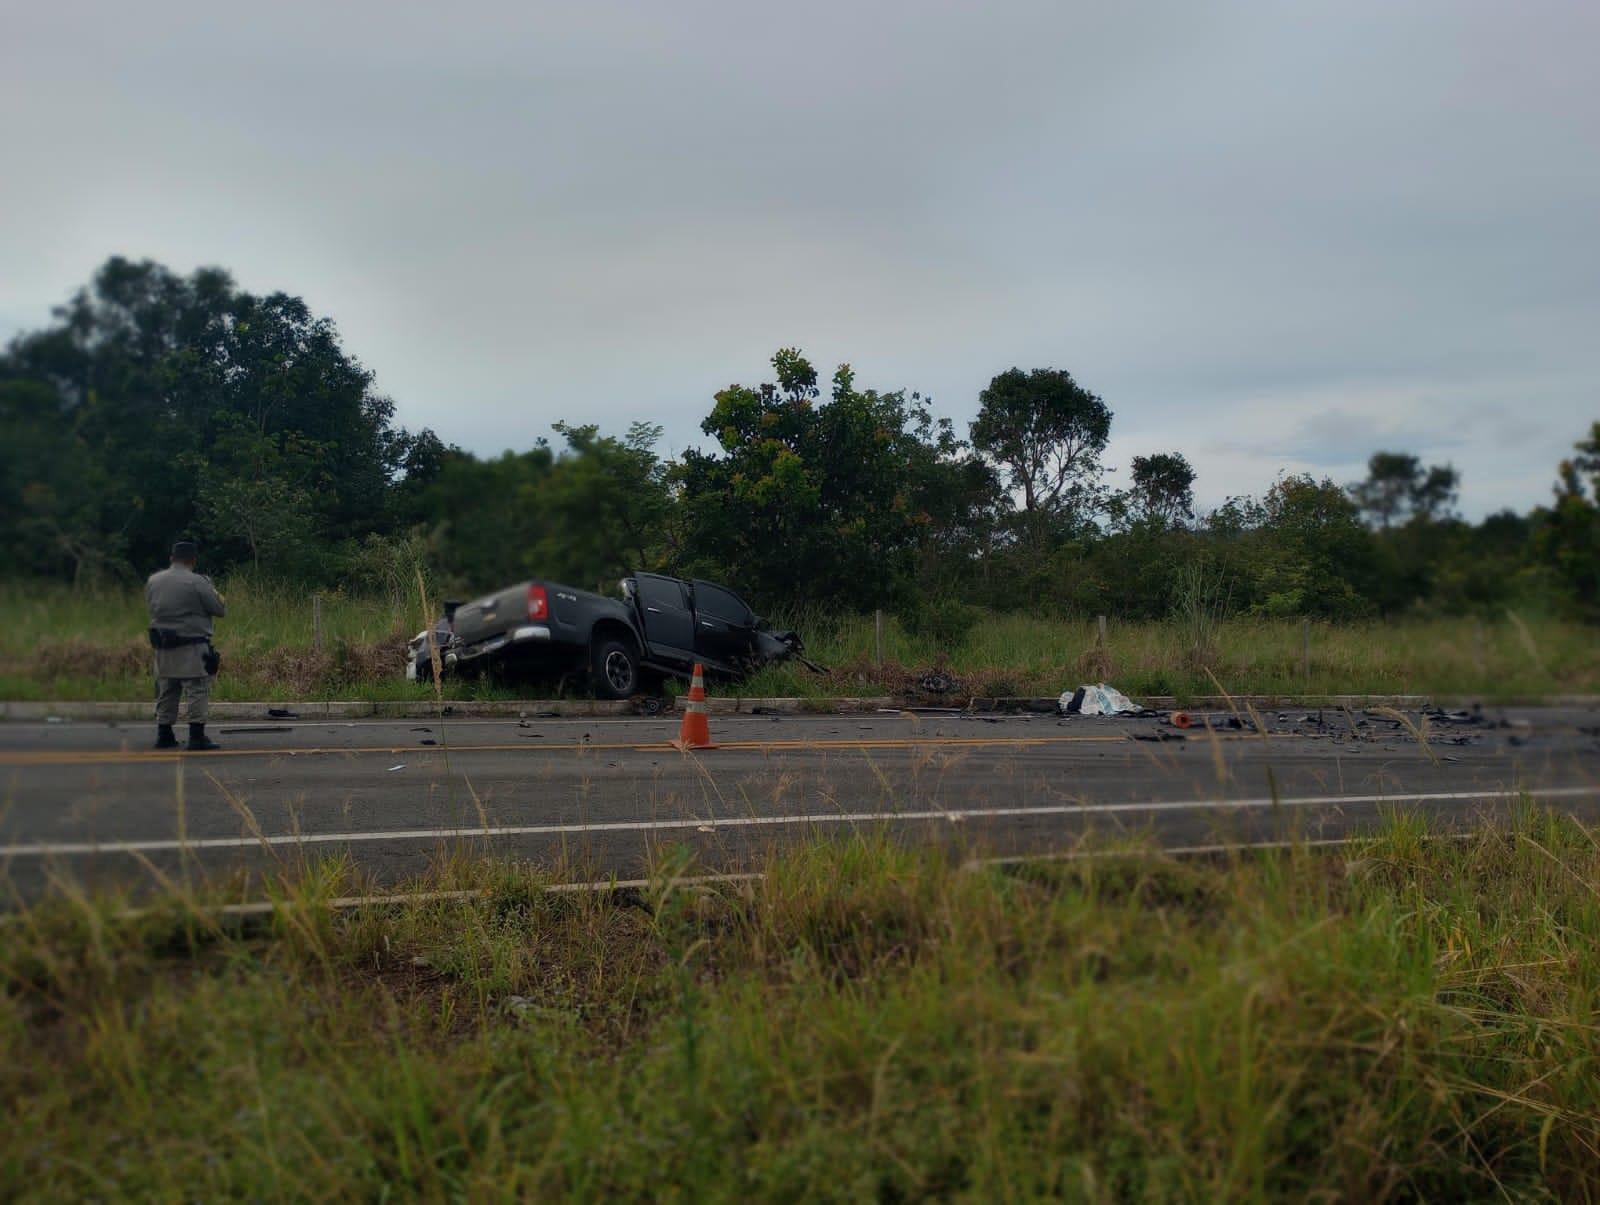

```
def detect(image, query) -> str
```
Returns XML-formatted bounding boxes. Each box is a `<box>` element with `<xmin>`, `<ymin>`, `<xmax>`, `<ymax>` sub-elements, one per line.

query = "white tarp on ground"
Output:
<box><xmin>1059</xmin><ymin>683</ymin><xmax>1142</xmax><ymax>716</ymax></box>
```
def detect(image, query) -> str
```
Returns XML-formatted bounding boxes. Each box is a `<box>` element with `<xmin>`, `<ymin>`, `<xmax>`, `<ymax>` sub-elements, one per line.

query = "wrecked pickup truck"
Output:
<box><xmin>406</xmin><ymin>572</ymin><xmax>812</xmax><ymax>698</ymax></box>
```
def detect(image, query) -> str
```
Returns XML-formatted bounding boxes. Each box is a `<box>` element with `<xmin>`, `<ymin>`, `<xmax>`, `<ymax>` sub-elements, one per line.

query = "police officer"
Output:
<box><xmin>146</xmin><ymin>540</ymin><xmax>226</xmax><ymax>750</ymax></box>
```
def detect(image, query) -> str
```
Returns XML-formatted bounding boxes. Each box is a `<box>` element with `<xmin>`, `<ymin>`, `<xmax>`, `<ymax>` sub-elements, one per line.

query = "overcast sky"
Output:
<box><xmin>4</xmin><ymin>0</ymin><xmax>1596</xmax><ymax>515</ymax></box>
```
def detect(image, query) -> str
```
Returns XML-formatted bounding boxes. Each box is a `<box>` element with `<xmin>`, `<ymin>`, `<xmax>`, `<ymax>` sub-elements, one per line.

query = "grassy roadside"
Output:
<box><xmin>5</xmin><ymin>810</ymin><xmax>1600</xmax><ymax>1198</ymax></box>
<box><xmin>2</xmin><ymin>580</ymin><xmax>1597</xmax><ymax>702</ymax></box>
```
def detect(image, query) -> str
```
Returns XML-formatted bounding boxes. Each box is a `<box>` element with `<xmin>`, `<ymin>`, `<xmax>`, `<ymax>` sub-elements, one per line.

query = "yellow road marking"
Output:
<box><xmin>0</xmin><ymin>733</ymin><xmax>1162</xmax><ymax>768</ymax></box>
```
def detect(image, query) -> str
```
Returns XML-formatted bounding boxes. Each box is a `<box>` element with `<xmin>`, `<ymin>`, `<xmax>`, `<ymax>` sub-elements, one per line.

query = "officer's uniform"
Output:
<box><xmin>146</xmin><ymin>559</ymin><xmax>225</xmax><ymax>745</ymax></box>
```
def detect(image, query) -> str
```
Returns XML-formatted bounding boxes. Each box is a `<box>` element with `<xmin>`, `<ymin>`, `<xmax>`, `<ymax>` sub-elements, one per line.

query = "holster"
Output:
<box><xmin>202</xmin><ymin>645</ymin><xmax>221</xmax><ymax>676</ymax></box>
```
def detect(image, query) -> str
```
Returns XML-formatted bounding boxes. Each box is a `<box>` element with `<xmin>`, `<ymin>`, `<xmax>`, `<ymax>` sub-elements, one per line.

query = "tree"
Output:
<box><xmin>970</xmin><ymin>368</ymin><xmax>1111</xmax><ymax>521</ymax></box>
<box><xmin>1570</xmin><ymin>421</ymin><xmax>1600</xmax><ymax>493</ymax></box>
<box><xmin>540</xmin><ymin>421</ymin><xmax>671</xmax><ymax>587</ymax></box>
<box><xmin>0</xmin><ymin>377</ymin><xmax>124</xmax><ymax>582</ymax></box>
<box><xmin>1128</xmin><ymin>452</ymin><xmax>1196</xmax><ymax>526</ymax></box>
<box><xmin>676</xmin><ymin>349</ymin><xmax>984</xmax><ymax>609</ymax></box>
<box><xmin>195</xmin><ymin>419</ymin><xmax>321</xmax><ymax>576</ymax></box>
<box><xmin>1204</xmin><ymin>476</ymin><xmax>1378</xmax><ymax>617</ymax></box>
<box><xmin>1349</xmin><ymin>451</ymin><xmax>1459</xmax><ymax>528</ymax></box>
<box><xmin>416</xmin><ymin>423</ymin><xmax>672</xmax><ymax>593</ymax></box>
<box><xmin>1533</xmin><ymin>421</ymin><xmax>1600</xmax><ymax>611</ymax></box>
<box><xmin>0</xmin><ymin>257</ymin><xmax>432</xmax><ymax>577</ymax></box>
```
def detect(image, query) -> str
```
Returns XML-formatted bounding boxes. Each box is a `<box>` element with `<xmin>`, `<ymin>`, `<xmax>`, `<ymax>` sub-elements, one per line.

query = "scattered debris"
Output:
<box><xmin>920</xmin><ymin>671</ymin><xmax>957</xmax><ymax>695</ymax></box>
<box><xmin>267</xmin><ymin>708</ymin><xmax>298</xmax><ymax>719</ymax></box>
<box><xmin>420</xmin><ymin>739</ymin><xmax>438</xmax><ymax>746</ymax></box>
<box><xmin>410</xmin><ymin>726</ymin><xmax>433</xmax><ymax>733</ymax></box>
<box><xmin>1425</xmin><ymin>706</ymin><xmax>1485</xmax><ymax>726</ymax></box>
<box><xmin>1132</xmin><ymin>730</ymin><xmax>1185</xmax><ymax>742</ymax></box>
<box><xmin>387</xmin><ymin>764</ymin><xmax>407</xmax><ymax>772</ymax></box>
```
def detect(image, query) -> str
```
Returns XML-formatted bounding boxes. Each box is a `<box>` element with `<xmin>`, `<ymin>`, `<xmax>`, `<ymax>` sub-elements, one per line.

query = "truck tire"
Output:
<box><xmin>591</xmin><ymin>637</ymin><xmax>639</xmax><ymax>700</ymax></box>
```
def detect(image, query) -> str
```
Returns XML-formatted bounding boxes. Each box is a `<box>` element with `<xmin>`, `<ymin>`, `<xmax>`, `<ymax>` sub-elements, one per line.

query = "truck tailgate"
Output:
<box><xmin>451</xmin><ymin>582</ymin><xmax>532</xmax><ymax>645</ymax></box>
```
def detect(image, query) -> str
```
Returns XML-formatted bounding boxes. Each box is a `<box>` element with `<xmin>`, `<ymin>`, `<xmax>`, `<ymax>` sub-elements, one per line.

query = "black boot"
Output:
<box><xmin>186</xmin><ymin>723</ymin><xmax>220</xmax><ymax>751</ymax></box>
<box><xmin>154</xmin><ymin>724</ymin><xmax>179</xmax><ymax>749</ymax></box>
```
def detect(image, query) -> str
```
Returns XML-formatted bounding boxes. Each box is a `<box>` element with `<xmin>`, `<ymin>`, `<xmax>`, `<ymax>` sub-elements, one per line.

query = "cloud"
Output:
<box><xmin>2</xmin><ymin>0</ymin><xmax>1596</xmax><ymax>518</ymax></box>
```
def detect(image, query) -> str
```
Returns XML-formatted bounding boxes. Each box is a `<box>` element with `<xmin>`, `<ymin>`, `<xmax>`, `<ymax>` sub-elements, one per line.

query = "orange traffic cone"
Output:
<box><xmin>1171</xmin><ymin>711</ymin><xmax>1194</xmax><ymax>729</ymax></box>
<box><xmin>672</xmin><ymin>663</ymin><xmax>718</xmax><ymax>750</ymax></box>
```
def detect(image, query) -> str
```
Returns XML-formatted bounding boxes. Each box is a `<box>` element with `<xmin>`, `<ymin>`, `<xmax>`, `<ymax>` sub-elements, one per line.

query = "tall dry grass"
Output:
<box><xmin>4</xmin><ymin>809</ymin><xmax>1600</xmax><ymax>1198</ymax></box>
<box><xmin>2</xmin><ymin>579</ymin><xmax>1597</xmax><ymax>701</ymax></box>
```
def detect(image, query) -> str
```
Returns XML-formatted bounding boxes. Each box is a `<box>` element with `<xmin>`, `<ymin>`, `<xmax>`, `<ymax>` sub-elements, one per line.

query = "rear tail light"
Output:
<box><xmin>527</xmin><ymin>584</ymin><xmax>549</xmax><ymax>621</ymax></box>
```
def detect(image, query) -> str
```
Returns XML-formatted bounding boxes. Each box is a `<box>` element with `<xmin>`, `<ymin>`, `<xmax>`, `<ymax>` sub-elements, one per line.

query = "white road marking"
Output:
<box><xmin>2</xmin><ymin>785</ymin><xmax>1597</xmax><ymax>858</ymax></box>
<box><xmin>210</xmin><ymin>873</ymin><xmax>768</xmax><ymax>916</ymax></box>
<box><xmin>37</xmin><ymin>836</ymin><xmax>1492</xmax><ymax>921</ymax></box>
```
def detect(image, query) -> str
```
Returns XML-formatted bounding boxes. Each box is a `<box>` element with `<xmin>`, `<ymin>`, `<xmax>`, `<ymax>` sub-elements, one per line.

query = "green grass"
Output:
<box><xmin>2</xmin><ymin>580</ymin><xmax>1597</xmax><ymax>702</ymax></box>
<box><xmin>5</xmin><ymin>810</ymin><xmax>1600</xmax><ymax>1198</ymax></box>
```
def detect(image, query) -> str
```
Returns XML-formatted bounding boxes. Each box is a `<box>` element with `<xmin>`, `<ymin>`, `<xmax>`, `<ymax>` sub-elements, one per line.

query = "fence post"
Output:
<box><xmin>874</xmin><ymin>609</ymin><xmax>884</xmax><ymax>666</ymax></box>
<box><xmin>313</xmin><ymin>593</ymin><xmax>324</xmax><ymax>651</ymax></box>
<box><xmin>1301</xmin><ymin>617</ymin><xmax>1310</xmax><ymax>682</ymax></box>
<box><xmin>1096</xmin><ymin>614</ymin><xmax>1108</xmax><ymax>651</ymax></box>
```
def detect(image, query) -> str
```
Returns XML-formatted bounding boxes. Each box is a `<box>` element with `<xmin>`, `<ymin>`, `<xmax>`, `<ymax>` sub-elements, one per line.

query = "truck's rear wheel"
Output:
<box><xmin>591</xmin><ymin>638</ymin><xmax>639</xmax><ymax>699</ymax></box>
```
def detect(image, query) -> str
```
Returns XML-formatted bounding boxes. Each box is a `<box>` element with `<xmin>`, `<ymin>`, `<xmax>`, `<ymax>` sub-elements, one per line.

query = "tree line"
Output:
<box><xmin>3</xmin><ymin>258</ymin><xmax>1597</xmax><ymax>622</ymax></box>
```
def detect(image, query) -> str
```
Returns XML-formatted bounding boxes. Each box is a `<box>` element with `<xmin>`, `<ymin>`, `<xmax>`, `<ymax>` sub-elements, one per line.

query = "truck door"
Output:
<box><xmin>691</xmin><ymin>580</ymin><xmax>759</xmax><ymax>669</ymax></box>
<box><xmin>634</xmin><ymin>574</ymin><xmax>696</xmax><ymax>662</ymax></box>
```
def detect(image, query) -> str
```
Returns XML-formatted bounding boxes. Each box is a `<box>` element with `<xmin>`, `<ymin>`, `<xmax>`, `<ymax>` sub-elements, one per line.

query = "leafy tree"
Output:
<box><xmin>195</xmin><ymin>419</ymin><xmax>321</xmax><ymax>576</ymax></box>
<box><xmin>1128</xmin><ymin>452</ymin><xmax>1197</xmax><ymax>526</ymax></box>
<box><xmin>1205</xmin><ymin>476</ymin><xmax>1378</xmax><ymax>618</ymax></box>
<box><xmin>421</xmin><ymin>445</ymin><xmax>556</xmax><ymax>588</ymax></box>
<box><xmin>1571</xmin><ymin>421</ymin><xmax>1600</xmax><ymax>492</ymax></box>
<box><xmin>677</xmin><ymin>349</ymin><xmax>984</xmax><ymax>609</ymax></box>
<box><xmin>1349</xmin><ymin>452</ymin><xmax>1459</xmax><ymax>528</ymax></box>
<box><xmin>1533</xmin><ymin>422</ymin><xmax>1600</xmax><ymax>611</ymax></box>
<box><xmin>0</xmin><ymin>257</ymin><xmax>436</xmax><ymax>576</ymax></box>
<box><xmin>418</xmin><ymin>423</ymin><xmax>671</xmax><ymax>593</ymax></box>
<box><xmin>0</xmin><ymin>378</ymin><xmax>124</xmax><ymax>582</ymax></box>
<box><xmin>970</xmin><ymin>367</ymin><xmax>1111</xmax><ymax>521</ymax></box>
<box><xmin>541</xmin><ymin>421</ymin><xmax>671</xmax><ymax>588</ymax></box>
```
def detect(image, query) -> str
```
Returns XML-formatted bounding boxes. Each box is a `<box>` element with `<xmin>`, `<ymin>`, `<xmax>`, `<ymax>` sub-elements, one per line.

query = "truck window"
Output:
<box><xmin>694</xmin><ymin>582</ymin><xmax>752</xmax><ymax>626</ymax></box>
<box><xmin>636</xmin><ymin>576</ymin><xmax>687</xmax><ymax>610</ymax></box>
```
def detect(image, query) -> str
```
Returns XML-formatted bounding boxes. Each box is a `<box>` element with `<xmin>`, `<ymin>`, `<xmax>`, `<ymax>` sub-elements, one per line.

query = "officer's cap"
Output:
<box><xmin>171</xmin><ymin>540</ymin><xmax>199</xmax><ymax>562</ymax></box>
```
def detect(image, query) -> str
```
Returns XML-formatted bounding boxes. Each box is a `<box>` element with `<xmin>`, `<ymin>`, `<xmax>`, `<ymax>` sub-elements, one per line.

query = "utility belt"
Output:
<box><xmin>149</xmin><ymin>628</ymin><xmax>222</xmax><ymax>676</ymax></box>
<box><xmin>148</xmin><ymin>628</ymin><xmax>208</xmax><ymax>650</ymax></box>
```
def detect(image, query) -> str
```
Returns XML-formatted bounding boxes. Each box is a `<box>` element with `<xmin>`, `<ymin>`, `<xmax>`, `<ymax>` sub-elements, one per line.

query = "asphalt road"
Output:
<box><xmin>2</xmin><ymin>705</ymin><xmax>1598</xmax><ymax>902</ymax></box>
